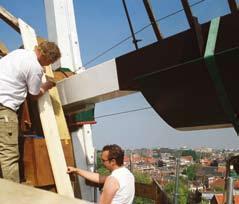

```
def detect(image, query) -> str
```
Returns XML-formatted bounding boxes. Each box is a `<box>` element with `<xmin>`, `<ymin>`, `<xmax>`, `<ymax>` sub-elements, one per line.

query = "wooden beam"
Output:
<box><xmin>0</xmin><ymin>41</ymin><xmax>8</xmax><ymax>56</ymax></box>
<box><xmin>37</xmin><ymin>37</ymin><xmax>71</xmax><ymax>140</ymax></box>
<box><xmin>181</xmin><ymin>0</ymin><xmax>204</xmax><ymax>55</ymax></box>
<box><xmin>143</xmin><ymin>0</ymin><xmax>163</xmax><ymax>41</ymax></box>
<box><xmin>18</xmin><ymin>18</ymin><xmax>74</xmax><ymax>198</ymax></box>
<box><xmin>228</xmin><ymin>0</ymin><xmax>238</xmax><ymax>13</ymax></box>
<box><xmin>0</xmin><ymin>6</ymin><xmax>20</xmax><ymax>33</ymax></box>
<box><xmin>45</xmin><ymin>67</ymin><xmax>71</xmax><ymax>140</ymax></box>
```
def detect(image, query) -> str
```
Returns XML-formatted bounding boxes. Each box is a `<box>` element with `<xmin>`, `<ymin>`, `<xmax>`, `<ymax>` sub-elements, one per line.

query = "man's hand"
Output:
<box><xmin>29</xmin><ymin>81</ymin><xmax>56</xmax><ymax>100</ymax></box>
<box><xmin>67</xmin><ymin>166</ymin><xmax>78</xmax><ymax>174</ymax></box>
<box><xmin>41</xmin><ymin>81</ymin><xmax>55</xmax><ymax>92</ymax></box>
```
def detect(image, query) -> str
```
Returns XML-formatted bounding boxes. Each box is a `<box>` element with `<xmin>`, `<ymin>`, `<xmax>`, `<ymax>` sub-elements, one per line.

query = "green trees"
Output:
<box><xmin>133</xmin><ymin>171</ymin><xmax>152</xmax><ymax>184</ymax></box>
<box><xmin>164</xmin><ymin>179</ymin><xmax>189</xmax><ymax>204</ymax></box>
<box><xmin>182</xmin><ymin>164</ymin><xmax>199</xmax><ymax>181</ymax></box>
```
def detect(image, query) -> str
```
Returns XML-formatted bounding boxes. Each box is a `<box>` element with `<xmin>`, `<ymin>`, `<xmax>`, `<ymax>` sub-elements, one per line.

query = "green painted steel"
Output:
<box><xmin>204</xmin><ymin>17</ymin><xmax>239</xmax><ymax>134</ymax></box>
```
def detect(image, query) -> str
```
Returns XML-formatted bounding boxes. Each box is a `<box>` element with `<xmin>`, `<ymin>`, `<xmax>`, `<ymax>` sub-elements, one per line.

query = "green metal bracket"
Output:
<box><xmin>74</xmin><ymin>108</ymin><xmax>95</xmax><ymax>122</ymax></box>
<box><xmin>204</xmin><ymin>17</ymin><xmax>239</xmax><ymax>135</ymax></box>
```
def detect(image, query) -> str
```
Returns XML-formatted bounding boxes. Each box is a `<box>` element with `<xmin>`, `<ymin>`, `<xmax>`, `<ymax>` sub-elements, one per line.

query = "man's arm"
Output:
<box><xmin>99</xmin><ymin>176</ymin><xmax>119</xmax><ymax>204</ymax></box>
<box><xmin>29</xmin><ymin>81</ymin><xmax>55</xmax><ymax>100</ymax></box>
<box><xmin>67</xmin><ymin>166</ymin><xmax>107</xmax><ymax>184</ymax></box>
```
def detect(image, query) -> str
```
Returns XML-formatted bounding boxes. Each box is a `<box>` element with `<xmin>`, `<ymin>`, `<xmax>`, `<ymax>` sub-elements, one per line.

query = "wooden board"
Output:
<box><xmin>46</xmin><ymin>67</ymin><xmax>71</xmax><ymax>140</ymax></box>
<box><xmin>23</xmin><ymin>137</ymin><xmax>75</xmax><ymax>187</ymax></box>
<box><xmin>0</xmin><ymin>41</ymin><xmax>8</xmax><ymax>56</ymax></box>
<box><xmin>18</xmin><ymin>18</ymin><xmax>74</xmax><ymax>197</ymax></box>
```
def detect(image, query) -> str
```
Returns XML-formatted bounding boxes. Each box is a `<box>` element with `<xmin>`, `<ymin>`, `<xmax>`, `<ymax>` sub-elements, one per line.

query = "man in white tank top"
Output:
<box><xmin>0</xmin><ymin>41</ymin><xmax>61</xmax><ymax>183</ymax></box>
<box><xmin>67</xmin><ymin>144</ymin><xmax>135</xmax><ymax>204</ymax></box>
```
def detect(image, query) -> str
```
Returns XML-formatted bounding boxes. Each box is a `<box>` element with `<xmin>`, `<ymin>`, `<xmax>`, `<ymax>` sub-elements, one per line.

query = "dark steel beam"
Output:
<box><xmin>228</xmin><ymin>0</ymin><xmax>238</xmax><ymax>13</ymax></box>
<box><xmin>116</xmin><ymin>12</ymin><xmax>239</xmax><ymax>130</ymax></box>
<box><xmin>122</xmin><ymin>0</ymin><xmax>140</xmax><ymax>50</ymax></box>
<box><xmin>142</xmin><ymin>0</ymin><xmax>163</xmax><ymax>41</ymax></box>
<box><xmin>181</xmin><ymin>0</ymin><xmax>204</xmax><ymax>55</ymax></box>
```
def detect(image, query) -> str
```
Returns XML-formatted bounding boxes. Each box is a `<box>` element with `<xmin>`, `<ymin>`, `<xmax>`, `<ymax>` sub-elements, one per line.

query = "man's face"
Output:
<box><xmin>101</xmin><ymin>150</ymin><xmax>113</xmax><ymax>170</ymax></box>
<box><xmin>39</xmin><ymin>55</ymin><xmax>52</xmax><ymax>67</ymax></box>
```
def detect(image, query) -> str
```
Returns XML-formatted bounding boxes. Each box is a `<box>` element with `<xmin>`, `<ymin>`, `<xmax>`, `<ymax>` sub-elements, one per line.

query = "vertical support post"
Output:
<box><xmin>174</xmin><ymin>158</ymin><xmax>180</xmax><ymax>204</ymax></box>
<box><xmin>44</xmin><ymin>1</ymin><xmax>96</xmax><ymax>201</ymax></box>
<box><xmin>143</xmin><ymin>0</ymin><xmax>163</xmax><ymax>41</ymax></box>
<box><xmin>204</xmin><ymin>17</ymin><xmax>239</xmax><ymax>135</ymax></box>
<box><xmin>44</xmin><ymin>0</ymin><xmax>83</xmax><ymax>71</ymax></box>
<box><xmin>226</xmin><ymin>177</ymin><xmax>234</xmax><ymax>204</ymax></box>
<box><xmin>122</xmin><ymin>0</ymin><xmax>140</xmax><ymax>50</ymax></box>
<box><xmin>71</xmin><ymin>125</ymin><xmax>95</xmax><ymax>201</ymax></box>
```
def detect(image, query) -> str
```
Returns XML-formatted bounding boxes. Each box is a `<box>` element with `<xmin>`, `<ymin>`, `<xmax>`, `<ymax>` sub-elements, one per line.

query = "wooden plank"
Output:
<box><xmin>0</xmin><ymin>41</ymin><xmax>8</xmax><ymax>56</ymax></box>
<box><xmin>18</xmin><ymin>18</ymin><xmax>74</xmax><ymax>197</ymax></box>
<box><xmin>45</xmin><ymin>67</ymin><xmax>71</xmax><ymax>139</ymax></box>
<box><xmin>0</xmin><ymin>6</ymin><xmax>20</xmax><ymax>33</ymax></box>
<box><xmin>143</xmin><ymin>0</ymin><xmax>163</xmax><ymax>41</ymax></box>
<box><xmin>36</xmin><ymin>37</ymin><xmax>71</xmax><ymax>139</ymax></box>
<box><xmin>23</xmin><ymin>137</ymin><xmax>54</xmax><ymax>186</ymax></box>
<box><xmin>228</xmin><ymin>0</ymin><xmax>238</xmax><ymax>13</ymax></box>
<box><xmin>23</xmin><ymin>137</ymin><xmax>75</xmax><ymax>187</ymax></box>
<box><xmin>181</xmin><ymin>0</ymin><xmax>204</xmax><ymax>55</ymax></box>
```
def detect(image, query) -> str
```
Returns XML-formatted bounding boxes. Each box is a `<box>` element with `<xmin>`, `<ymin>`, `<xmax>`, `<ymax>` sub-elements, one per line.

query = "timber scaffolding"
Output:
<box><xmin>0</xmin><ymin>1</ymin><xmax>238</xmax><ymax>204</ymax></box>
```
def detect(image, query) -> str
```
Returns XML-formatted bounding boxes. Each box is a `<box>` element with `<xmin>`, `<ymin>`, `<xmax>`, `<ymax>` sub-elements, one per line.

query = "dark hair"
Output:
<box><xmin>102</xmin><ymin>144</ymin><xmax>124</xmax><ymax>166</ymax></box>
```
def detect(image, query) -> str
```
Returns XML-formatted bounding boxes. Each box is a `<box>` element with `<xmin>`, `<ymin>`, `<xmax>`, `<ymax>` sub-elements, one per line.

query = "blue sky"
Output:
<box><xmin>1</xmin><ymin>0</ymin><xmax>239</xmax><ymax>149</ymax></box>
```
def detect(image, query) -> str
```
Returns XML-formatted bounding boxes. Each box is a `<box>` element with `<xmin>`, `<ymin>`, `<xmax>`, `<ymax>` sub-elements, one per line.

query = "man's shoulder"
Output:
<box><xmin>10</xmin><ymin>49</ymin><xmax>32</xmax><ymax>55</ymax></box>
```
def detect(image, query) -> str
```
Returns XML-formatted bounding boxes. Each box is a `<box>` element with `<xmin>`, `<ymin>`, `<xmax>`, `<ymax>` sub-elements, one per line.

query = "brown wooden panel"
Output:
<box><xmin>135</xmin><ymin>183</ymin><xmax>156</xmax><ymax>200</ymax></box>
<box><xmin>23</xmin><ymin>137</ymin><xmax>75</xmax><ymax>187</ymax></box>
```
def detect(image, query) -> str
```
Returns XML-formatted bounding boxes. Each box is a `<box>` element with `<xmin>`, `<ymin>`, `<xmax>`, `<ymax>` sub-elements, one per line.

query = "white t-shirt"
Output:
<box><xmin>110</xmin><ymin>167</ymin><xmax>135</xmax><ymax>204</ymax></box>
<box><xmin>0</xmin><ymin>49</ymin><xmax>43</xmax><ymax>111</ymax></box>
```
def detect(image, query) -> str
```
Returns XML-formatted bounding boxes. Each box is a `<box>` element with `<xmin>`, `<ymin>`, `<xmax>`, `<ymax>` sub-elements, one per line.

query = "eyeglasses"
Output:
<box><xmin>101</xmin><ymin>158</ymin><xmax>111</xmax><ymax>163</ymax></box>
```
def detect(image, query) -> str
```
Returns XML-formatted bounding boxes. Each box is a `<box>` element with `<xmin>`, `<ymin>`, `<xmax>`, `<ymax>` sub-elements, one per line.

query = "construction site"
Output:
<box><xmin>0</xmin><ymin>0</ymin><xmax>239</xmax><ymax>203</ymax></box>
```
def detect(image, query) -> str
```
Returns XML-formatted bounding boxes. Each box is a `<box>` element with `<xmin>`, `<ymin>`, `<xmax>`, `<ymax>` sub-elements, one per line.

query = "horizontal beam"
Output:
<box><xmin>57</xmin><ymin>59</ymin><xmax>135</xmax><ymax>113</ymax></box>
<box><xmin>57</xmin><ymin>12</ymin><xmax>239</xmax><ymax>131</ymax></box>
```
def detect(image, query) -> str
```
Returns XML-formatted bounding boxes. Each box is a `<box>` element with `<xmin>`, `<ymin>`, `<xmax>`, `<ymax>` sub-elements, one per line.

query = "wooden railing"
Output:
<box><xmin>135</xmin><ymin>179</ymin><xmax>171</xmax><ymax>204</ymax></box>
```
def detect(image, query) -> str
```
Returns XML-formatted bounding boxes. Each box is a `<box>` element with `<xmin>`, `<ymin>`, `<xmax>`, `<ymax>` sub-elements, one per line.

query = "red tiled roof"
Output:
<box><xmin>217</xmin><ymin>166</ymin><xmax>226</xmax><ymax>174</ymax></box>
<box><xmin>181</xmin><ymin>156</ymin><xmax>193</xmax><ymax>161</ymax></box>
<box><xmin>210</xmin><ymin>178</ymin><xmax>225</xmax><ymax>188</ymax></box>
<box><xmin>212</xmin><ymin>195</ymin><xmax>239</xmax><ymax>204</ymax></box>
<box><xmin>234</xmin><ymin>195</ymin><xmax>239</xmax><ymax>204</ymax></box>
<box><xmin>215</xmin><ymin>194</ymin><xmax>224</xmax><ymax>204</ymax></box>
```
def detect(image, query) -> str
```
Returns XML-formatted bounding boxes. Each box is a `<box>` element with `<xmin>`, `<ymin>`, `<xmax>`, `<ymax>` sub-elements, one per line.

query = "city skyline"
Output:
<box><xmin>0</xmin><ymin>0</ymin><xmax>239</xmax><ymax>149</ymax></box>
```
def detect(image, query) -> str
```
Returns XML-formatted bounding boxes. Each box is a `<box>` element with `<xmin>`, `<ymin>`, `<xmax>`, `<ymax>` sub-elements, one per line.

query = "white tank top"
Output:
<box><xmin>110</xmin><ymin>167</ymin><xmax>135</xmax><ymax>204</ymax></box>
